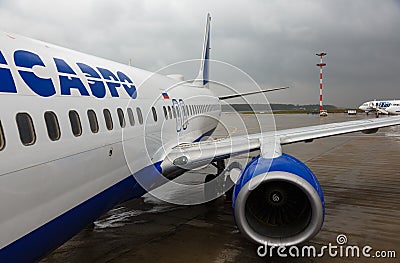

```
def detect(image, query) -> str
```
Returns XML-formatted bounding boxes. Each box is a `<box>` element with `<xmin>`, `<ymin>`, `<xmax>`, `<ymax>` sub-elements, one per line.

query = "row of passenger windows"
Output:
<box><xmin>162</xmin><ymin>104</ymin><xmax>217</xmax><ymax>120</ymax></box>
<box><xmin>0</xmin><ymin>103</ymin><xmax>217</xmax><ymax>150</ymax></box>
<box><xmin>17</xmin><ymin>107</ymin><xmax>146</xmax><ymax>146</ymax></box>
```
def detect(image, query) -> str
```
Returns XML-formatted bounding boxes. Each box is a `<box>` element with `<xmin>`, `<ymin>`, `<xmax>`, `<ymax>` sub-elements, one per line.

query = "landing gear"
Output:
<box><xmin>203</xmin><ymin>160</ymin><xmax>234</xmax><ymax>203</ymax></box>
<box><xmin>211</xmin><ymin>159</ymin><xmax>226</xmax><ymax>175</ymax></box>
<box><xmin>204</xmin><ymin>173</ymin><xmax>217</xmax><ymax>203</ymax></box>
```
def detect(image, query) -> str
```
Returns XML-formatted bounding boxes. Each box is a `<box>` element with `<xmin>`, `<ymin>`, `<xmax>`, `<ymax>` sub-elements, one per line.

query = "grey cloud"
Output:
<box><xmin>0</xmin><ymin>0</ymin><xmax>399</xmax><ymax>107</ymax></box>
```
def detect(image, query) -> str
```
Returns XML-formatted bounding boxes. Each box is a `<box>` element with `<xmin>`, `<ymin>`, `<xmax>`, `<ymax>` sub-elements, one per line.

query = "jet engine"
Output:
<box><xmin>233</xmin><ymin>153</ymin><xmax>325</xmax><ymax>246</ymax></box>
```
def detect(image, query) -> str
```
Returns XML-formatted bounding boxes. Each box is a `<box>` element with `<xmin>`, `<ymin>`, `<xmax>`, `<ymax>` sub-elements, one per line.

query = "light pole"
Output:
<box><xmin>316</xmin><ymin>52</ymin><xmax>327</xmax><ymax>116</ymax></box>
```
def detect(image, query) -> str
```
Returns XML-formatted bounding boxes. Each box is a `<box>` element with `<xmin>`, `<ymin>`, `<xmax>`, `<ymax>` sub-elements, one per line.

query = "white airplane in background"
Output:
<box><xmin>359</xmin><ymin>100</ymin><xmax>400</xmax><ymax>115</ymax></box>
<box><xmin>1</xmin><ymin>14</ymin><xmax>400</xmax><ymax>262</ymax></box>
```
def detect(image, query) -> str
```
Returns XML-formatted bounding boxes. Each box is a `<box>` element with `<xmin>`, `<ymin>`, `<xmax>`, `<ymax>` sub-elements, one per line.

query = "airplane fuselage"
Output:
<box><xmin>385</xmin><ymin>102</ymin><xmax>400</xmax><ymax>114</ymax></box>
<box><xmin>0</xmin><ymin>32</ymin><xmax>220</xmax><ymax>261</ymax></box>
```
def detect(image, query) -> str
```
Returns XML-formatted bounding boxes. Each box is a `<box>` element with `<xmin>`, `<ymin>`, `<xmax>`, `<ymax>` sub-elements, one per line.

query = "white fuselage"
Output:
<box><xmin>358</xmin><ymin>100</ymin><xmax>400</xmax><ymax>114</ymax></box>
<box><xmin>385</xmin><ymin>102</ymin><xmax>400</xmax><ymax>115</ymax></box>
<box><xmin>0</xmin><ymin>32</ymin><xmax>220</xmax><ymax>260</ymax></box>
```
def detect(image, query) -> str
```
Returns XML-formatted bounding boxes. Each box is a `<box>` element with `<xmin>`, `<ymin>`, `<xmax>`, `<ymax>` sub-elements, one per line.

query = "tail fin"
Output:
<box><xmin>193</xmin><ymin>13</ymin><xmax>211</xmax><ymax>87</ymax></box>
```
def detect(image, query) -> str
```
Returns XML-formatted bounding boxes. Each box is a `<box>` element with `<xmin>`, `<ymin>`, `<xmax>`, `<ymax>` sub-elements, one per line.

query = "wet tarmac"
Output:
<box><xmin>42</xmin><ymin>113</ymin><xmax>400</xmax><ymax>262</ymax></box>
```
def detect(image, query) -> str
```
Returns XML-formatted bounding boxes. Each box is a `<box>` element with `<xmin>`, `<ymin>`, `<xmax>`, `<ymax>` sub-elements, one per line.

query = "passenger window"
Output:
<box><xmin>136</xmin><ymin>107</ymin><xmax>143</xmax><ymax>124</ymax></box>
<box><xmin>152</xmin><ymin>107</ymin><xmax>158</xmax><ymax>122</ymax></box>
<box><xmin>44</xmin><ymin>111</ymin><xmax>61</xmax><ymax>141</ymax></box>
<box><xmin>168</xmin><ymin>106</ymin><xmax>172</xmax><ymax>119</ymax></box>
<box><xmin>127</xmin><ymin>108</ymin><xmax>135</xmax><ymax>126</ymax></box>
<box><xmin>103</xmin><ymin>109</ymin><xmax>113</xmax><ymax>130</ymax></box>
<box><xmin>69</xmin><ymin>110</ymin><xmax>82</xmax><ymax>137</ymax></box>
<box><xmin>16</xmin><ymin>113</ymin><xmax>36</xmax><ymax>146</ymax></box>
<box><xmin>117</xmin><ymin>108</ymin><xmax>126</xmax><ymax>128</ymax></box>
<box><xmin>87</xmin><ymin>110</ymin><xmax>99</xmax><ymax>133</ymax></box>
<box><xmin>0</xmin><ymin>121</ymin><xmax>5</xmax><ymax>150</ymax></box>
<box><xmin>163</xmin><ymin>106</ymin><xmax>168</xmax><ymax>119</ymax></box>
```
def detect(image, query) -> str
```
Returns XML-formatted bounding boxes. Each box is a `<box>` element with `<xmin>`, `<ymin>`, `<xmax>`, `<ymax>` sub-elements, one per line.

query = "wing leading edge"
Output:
<box><xmin>161</xmin><ymin>116</ymin><xmax>400</xmax><ymax>175</ymax></box>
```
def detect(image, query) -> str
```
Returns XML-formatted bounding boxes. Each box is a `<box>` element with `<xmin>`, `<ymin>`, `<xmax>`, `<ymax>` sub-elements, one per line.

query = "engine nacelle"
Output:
<box><xmin>233</xmin><ymin>153</ymin><xmax>325</xmax><ymax>246</ymax></box>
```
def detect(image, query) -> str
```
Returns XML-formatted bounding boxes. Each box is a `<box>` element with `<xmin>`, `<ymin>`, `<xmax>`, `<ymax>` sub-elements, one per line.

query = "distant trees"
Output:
<box><xmin>222</xmin><ymin>104</ymin><xmax>338</xmax><ymax>112</ymax></box>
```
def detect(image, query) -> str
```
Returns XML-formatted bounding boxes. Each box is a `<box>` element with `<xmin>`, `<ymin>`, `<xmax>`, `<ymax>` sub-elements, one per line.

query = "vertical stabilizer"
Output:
<box><xmin>193</xmin><ymin>13</ymin><xmax>211</xmax><ymax>87</ymax></box>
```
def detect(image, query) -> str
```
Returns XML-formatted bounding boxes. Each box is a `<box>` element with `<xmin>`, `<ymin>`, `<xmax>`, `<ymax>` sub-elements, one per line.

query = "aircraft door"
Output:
<box><xmin>172</xmin><ymin>99</ymin><xmax>182</xmax><ymax>132</ymax></box>
<box><xmin>179</xmin><ymin>99</ymin><xmax>188</xmax><ymax>130</ymax></box>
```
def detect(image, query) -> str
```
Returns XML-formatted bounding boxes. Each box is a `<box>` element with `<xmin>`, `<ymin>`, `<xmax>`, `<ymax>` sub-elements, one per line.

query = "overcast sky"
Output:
<box><xmin>1</xmin><ymin>0</ymin><xmax>399</xmax><ymax>107</ymax></box>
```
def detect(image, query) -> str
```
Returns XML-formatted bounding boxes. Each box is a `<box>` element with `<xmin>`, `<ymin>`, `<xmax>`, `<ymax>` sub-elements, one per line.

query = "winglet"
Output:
<box><xmin>193</xmin><ymin>13</ymin><xmax>211</xmax><ymax>87</ymax></box>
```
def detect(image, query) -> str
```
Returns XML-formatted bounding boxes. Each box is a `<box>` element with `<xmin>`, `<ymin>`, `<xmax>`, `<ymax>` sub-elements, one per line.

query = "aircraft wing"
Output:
<box><xmin>376</xmin><ymin>107</ymin><xmax>389</xmax><ymax>115</ymax></box>
<box><xmin>161</xmin><ymin>116</ymin><xmax>400</xmax><ymax>175</ymax></box>
<box><xmin>252</xmin><ymin>115</ymin><xmax>399</xmax><ymax>144</ymax></box>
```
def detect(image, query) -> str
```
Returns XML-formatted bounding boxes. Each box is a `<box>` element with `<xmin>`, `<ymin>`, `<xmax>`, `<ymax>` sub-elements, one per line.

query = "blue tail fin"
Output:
<box><xmin>194</xmin><ymin>13</ymin><xmax>211</xmax><ymax>87</ymax></box>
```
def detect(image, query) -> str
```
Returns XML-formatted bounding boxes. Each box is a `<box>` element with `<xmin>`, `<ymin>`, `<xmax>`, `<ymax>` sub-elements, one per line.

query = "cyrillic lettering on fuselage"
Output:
<box><xmin>0</xmin><ymin>49</ymin><xmax>137</xmax><ymax>99</ymax></box>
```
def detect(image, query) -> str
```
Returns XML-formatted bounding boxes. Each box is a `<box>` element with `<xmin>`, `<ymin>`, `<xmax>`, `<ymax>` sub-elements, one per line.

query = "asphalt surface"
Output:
<box><xmin>42</xmin><ymin>113</ymin><xmax>400</xmax><ymax>262</ymax></box>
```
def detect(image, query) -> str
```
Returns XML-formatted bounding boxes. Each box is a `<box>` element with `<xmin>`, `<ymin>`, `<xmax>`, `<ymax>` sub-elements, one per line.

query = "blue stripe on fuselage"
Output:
<box><xmin>0</xmin><ymin>162</ymin><xmax>161</xmax><ymax>262</ymax></box>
